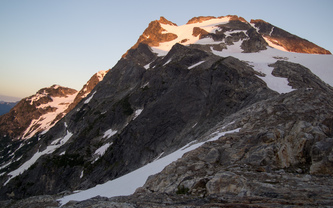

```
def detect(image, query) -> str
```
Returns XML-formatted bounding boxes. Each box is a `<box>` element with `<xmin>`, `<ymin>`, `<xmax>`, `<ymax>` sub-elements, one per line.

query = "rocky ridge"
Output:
<box><xmin>251</xmin><ymin>19</ymin><xmax>331</xmax><ymax>54</ymax></box>
<box><xmin>64</xmin><ymin>70</ymin><xmax>109</xmax><ymax>115</ymax></box>
<box><xmin>124</xmin><ymin>15</ymin><xmax>331</xmax><ymax>58</ymax></box>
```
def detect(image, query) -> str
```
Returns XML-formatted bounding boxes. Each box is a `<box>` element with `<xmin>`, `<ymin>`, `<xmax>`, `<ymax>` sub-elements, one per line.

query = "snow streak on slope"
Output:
<box><xmin>84</xmin><ymin>91</ymin><xmax>96</xmax><ymax>104</ymax></box>
<box><xmin>4</xmin><ymin>123</ymin><xmax>73</xmax><ymax>185</ymax></box>
<box><xmin>263</xmin><ymin>37</ymin><xmax>288</xmax><ymax>52</ymax></box>
<box><xmin>59</xmin><ymin>127</ymin><xmax>241</xmax><ymax>205</ymax></box>
<box><xmin>188</xmin><ymin>61</ymin><xmax>206</xmax><ymax>69</ymax></box>
<box><xmin>103</xmin><ymin>129</ymin><xmax>117</xmax><ymax>138</ymax></box>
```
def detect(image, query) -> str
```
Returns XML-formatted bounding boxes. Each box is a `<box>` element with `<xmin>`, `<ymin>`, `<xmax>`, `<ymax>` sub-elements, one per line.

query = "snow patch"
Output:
<box><xmin>4</xmin><ymin>129</ymin><xmax>73</xmax><ymax>185</ymax></box>
<box><xmin>84</xmin><ymin>91</ymin><xmax>96</xmax><ymax>104</ymax></box>
<box><xmin>163</xmin><ymin>58</ymin><xmax>172</xmax><ymax>66</ymax></box>
<box><xmin>211</xmin><ymin>46</ymin><xmax>333</xmax><ymax>90</ymax></box>
<box><xmin>263</xmin><ymin>37</ymin><xmax>288</xmax><ymax>52</ymax></box>
<box><xmin>94</xmin><ymin>143</ymin><xmax>112</xmax><ymax>157</ymax></box>
<box><xmin>97</xmin><ymin>70</ymin><xmax>108</xmax><ymax>81</ymax></box>
<box><xmin>252</xmin><ymin>62</ymin><xmax>294</xmax><ymax>94</ymax></box>
<box><xmin>103</xmin><ymin>129</ymin><xmax>117</xmax><ymax>139</ymax></box>
<box><xmin>141</xmin><ymin>82</ymin><xmax>149</xmax><ymax>88</ymax></box>
<box><xmin>269</xmin><ymin>27</ymin><xmax>274</xmax><ymax>36</ymax></box>
<box><xmin>133</xmin><ymin>109</ymin><xmax>143</xmax><ymax>120</ymax></box>
<box><xmin>144</xmin><ymin>62</ymin><xmax>152</xmax><ymax>69</ymax></box>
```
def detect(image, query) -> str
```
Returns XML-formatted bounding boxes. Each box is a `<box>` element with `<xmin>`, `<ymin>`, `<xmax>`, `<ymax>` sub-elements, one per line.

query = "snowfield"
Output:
<box><xmin>22</xmin><ymin>92</ymin><xmax>78</xmax><ymax>139</ymax></box>
<box><xmin>153</xmin><ymin>16</ymin><xmax>231</xmax><ymax>55</ymax></box>
<box><xmin>150</xmin><ymin>17</ymin><xmax>333</xmax><ymax>92</ymax></box>
<box><xmin>211</xmin><ymin>45</ymin><xmax>333</xmax><ymax>92</ymax></box>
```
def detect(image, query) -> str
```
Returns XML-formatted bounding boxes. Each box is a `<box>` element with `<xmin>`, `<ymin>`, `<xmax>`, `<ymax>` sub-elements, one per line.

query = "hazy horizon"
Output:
<box><xmin>0</xmin><ymin>94</ymin><xmax>22</xmax><ymax>102</ymax></box>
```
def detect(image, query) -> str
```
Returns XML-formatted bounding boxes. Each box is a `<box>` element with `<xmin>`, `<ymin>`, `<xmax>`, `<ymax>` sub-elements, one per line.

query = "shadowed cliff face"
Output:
<box><xmin>0</xmin><ymin>43</ymin><xmax>277</xmax><ymax>199</ymax></box>
<box><xmin>251</xmin><ymin>19</ymin><xmax>331</xmax><ymax>54</ymax></box>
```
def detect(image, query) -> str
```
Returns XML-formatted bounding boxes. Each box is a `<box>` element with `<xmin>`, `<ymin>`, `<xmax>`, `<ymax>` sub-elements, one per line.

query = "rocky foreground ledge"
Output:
<box><xmin>1</xmin><ymin>171</ymin><xmax>332</xmax><ymax>208</ymax></box>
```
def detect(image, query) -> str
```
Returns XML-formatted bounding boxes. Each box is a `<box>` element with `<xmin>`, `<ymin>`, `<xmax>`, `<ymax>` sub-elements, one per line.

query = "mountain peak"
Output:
<box><xmin>123</xmin><ymin>15</ymin><xmax>331</xmax><ymax>58</ymax></box>
<box><xmin>34</xmin><ymin>85</ymin><xmax>77</xmax><ymax>99</ymax></box>
<box><xmin>186</xmin><ymin>15</ymin><xmax>247</xmax><ymax>25</ymax></box>
<box><xmin>158</xmin><ymin>16</ymin><xmax>177</xmax><ymax>26</ymax></box>
<box><xmin>186</xmin><ymin>16</ymin><xmax>218</xmax><ymax>24</ymax></box>
<box><xmin>0</xmin><ymin>85</ymin><xmax>78</xmax><ymax>140</ymax></box>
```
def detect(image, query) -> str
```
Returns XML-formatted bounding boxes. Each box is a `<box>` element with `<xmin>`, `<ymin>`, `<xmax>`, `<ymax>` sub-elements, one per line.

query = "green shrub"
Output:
<box><xmin>176</xmin><ymin>185</ymin><xmax>189</xmax><ymax>195</ymax></box>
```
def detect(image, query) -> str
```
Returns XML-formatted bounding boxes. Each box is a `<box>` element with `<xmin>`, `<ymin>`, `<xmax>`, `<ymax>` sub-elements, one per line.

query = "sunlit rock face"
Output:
<box><xmin>251</xmin><ymin>19</ymin><xmax>331</xmax><ymax>54</ymax></box>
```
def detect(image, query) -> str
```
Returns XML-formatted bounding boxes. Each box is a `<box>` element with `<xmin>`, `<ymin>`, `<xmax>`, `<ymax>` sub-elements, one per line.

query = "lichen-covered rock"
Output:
<box><xmin>139</xmin><ymin>86</ymin><xmax>333</xmax><ymax>206</ymax></box>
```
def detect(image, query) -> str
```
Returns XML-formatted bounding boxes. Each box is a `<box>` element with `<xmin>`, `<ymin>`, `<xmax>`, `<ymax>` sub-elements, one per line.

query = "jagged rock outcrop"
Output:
<box><xmin>64</xmin><ymin>70</ymin><xmax>109</xmax><ymax>115</ymax></box>
<box><xmin>251</xmin><ymin>19</ymin><xmax>331</xmax><ymax>54</ymax></box>
<box><xmin>137</xmin><ymin>87</ymin><xmax>333</xmax><ymax>207</ymax></box>
<box><xmin>122</xmin><ymin>16</ymin><xmax>178</xmax><ymax>58</ymax></box>
<box><xmin>186</xmin><ymin>16</ymin><xmax>217</xmax><ymax>24</ymax></box>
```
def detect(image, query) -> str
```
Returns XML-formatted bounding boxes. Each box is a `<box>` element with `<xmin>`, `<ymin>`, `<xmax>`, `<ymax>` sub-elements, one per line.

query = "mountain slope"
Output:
<box><xmin>0</xmin><ymin>85</ymin><xmax>78</xmax><ymax>140</ymax></box>
<box><xmin>0</xmin><ymin>15</ymin><xmax>332</xmax><ymax>207</ymax></box>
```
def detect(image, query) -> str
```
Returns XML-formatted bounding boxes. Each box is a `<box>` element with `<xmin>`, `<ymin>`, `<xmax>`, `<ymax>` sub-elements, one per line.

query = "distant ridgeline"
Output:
<box><xmin>0</xmin><ymin>101</ymin><xmax>17</xmax><ymax>116</ymax></box>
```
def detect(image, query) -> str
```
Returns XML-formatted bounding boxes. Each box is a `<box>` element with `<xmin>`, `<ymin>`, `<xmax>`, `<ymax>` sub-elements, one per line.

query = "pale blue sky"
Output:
<box><xmin>1</xmin><ymin>0</ymin><xmax>332</xmax><ymax>100</ymax></box>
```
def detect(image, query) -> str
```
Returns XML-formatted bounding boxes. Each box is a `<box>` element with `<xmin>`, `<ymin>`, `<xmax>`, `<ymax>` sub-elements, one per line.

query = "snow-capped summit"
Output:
<box><xmin>126</xmin><ymin>15</ymin><xmax>331</xmax><ymax>57</ymax></box>
<box><xmin>0</xmin><ymin>69</ymin><xmax>110</xmax><ymax>141</ymax></box>
<box><xmin>0</xmin><ymin>85</ymin><xmax>78</xmax><ymax>140</ymax></box>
